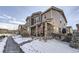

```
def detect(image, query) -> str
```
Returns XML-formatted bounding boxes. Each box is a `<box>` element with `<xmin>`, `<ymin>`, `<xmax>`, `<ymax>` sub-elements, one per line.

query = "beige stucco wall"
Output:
<box><xmin>42</xmin><ymin>10</ymin><xmax>52</xmax><ymax>22</ymax></box>
<box><xmin>42</xmin><ymin>9</ymin><xmax>67</xmax><ymax>34</ymax></box>
<box><xmin>51</xmin><ymin>10</ymin><xmax>66</xmax><ymax>28</ymax></box>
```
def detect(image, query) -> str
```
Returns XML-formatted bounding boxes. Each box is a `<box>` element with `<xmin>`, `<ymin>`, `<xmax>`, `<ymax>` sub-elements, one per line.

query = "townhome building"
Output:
<box><xmin>19</xmin><ymin>6</ymin><xmax>67</xmax><ymax>38</ymax></box>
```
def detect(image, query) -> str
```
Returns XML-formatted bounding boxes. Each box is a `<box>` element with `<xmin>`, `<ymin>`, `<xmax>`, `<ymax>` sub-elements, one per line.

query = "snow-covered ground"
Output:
<box><xmin>13</xmin><ymin>35</ymin><xmax>32</xmax><ymax>44</ymax></box>
<box><xmin>0</xmin><ymin>37</ymin><xmax>7</xmax><ymax>53</ymax></box>
<box><xmin>13</xmin><ymin>35</ymin><xmax>79</xmax><ymax>53</ymax></box>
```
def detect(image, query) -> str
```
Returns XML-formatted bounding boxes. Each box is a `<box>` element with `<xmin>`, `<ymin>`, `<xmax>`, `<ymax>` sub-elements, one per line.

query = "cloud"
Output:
<box><xmin>3</xmin><ymin>14</ymin><xmax>16</xmax><ymax>21</ymax></box>
<box><xmin>9</xmin><ymin>20</ymin><xmax>25</xmax><ymax>25</ymax></box>
<box><xmin>70</xmin><ymin>9</ymin><xmax>79</xmax><ymax>24</ymax></box>
<box><xmin>0</xmin><ymin>14</ymin><xmax>25</xmax><ymax>30</ymax></box>
<box><xmin>3</xmin><ymin>14</ymin><xmax>12</xmax><ymax>19</ymax></box>
<box><xmin>0</xmin><ymin>14</ymin><xmax>25</xmax><ymax>24</ymax></box>
<box><xmin>0</xmin><ymin>22</ymin><xmax>18</xmax><ymax>30</ymax></box>
<box><xmin>0</xmin><ymin>16</ymin><xmax>5</xmax><ymax>19</ymax></box>
<box><xmin>0</xmin><ymin>14</ymin><xmax>16</xmax><ymax>21</ymax></box>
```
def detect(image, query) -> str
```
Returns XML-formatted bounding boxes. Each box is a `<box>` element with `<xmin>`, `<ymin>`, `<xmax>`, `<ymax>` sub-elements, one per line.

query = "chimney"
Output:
<box><xmin>76</xmin><ymin>24</ymin><xmax>79</xmax><ymax>32</ymax></box>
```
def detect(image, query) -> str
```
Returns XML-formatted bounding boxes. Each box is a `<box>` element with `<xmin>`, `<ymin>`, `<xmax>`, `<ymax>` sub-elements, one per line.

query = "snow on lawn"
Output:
<box><xmin>13</xmin><ymin>35</ymin><xmax>32</xmax><ymax>44</ymax></box>
<box><xmin>0</xmin><ymin>37</ymin><xmax>7</xmax><ymax>53</ymax></box>
<box><xmin>20</xmin><ymin>39</ymin><xmax>79</xmax><ymax>53</ymax></box>
<box><xmin>13</xmin><ymin>35</ymin><xmax>79</xmax><ymax>53</ymax></box>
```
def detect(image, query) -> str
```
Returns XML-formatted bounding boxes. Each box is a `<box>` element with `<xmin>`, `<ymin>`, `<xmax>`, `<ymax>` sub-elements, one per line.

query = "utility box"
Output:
<box><xmin>70</xmin><ymin>30</ymin><xmax>79</xmax><ymax>48</ymax></box>
<box><xmin>69</xmin><ymin>24</ymin><xmax>79</xmax><ymax>48</ymax></box>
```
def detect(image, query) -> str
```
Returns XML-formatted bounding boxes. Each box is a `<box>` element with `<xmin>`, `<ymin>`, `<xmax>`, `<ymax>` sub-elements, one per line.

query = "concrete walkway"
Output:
<box><xmin>3</xmin><ymin>36</ymin><xmax>24</xmax><ymax>53</ymax></box>
<box><xmin>19</xmin><ymin>40</ymin><xmax>33</xmax><ymax>46</ymax></box>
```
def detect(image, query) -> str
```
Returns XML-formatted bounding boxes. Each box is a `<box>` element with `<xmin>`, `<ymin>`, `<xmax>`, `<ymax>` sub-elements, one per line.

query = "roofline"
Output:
<box><xmin>26</xmin><ymin>16</ymin><xmax>31</xmax><ymax>21</ymax></box>
<box><xmin>66</xmin><ymin>26</ymin><xmax>72</xmax><ymax>28</ymax></box>
<box><xmin>31</xmin><ymin>11</ymin><xmax>42</xmax><ymax>16</ymax></box>
<box><xmin>25</xmin><ymin>6</ymin><xmax>67</xmax><ymax>23</ymax></box>
<box><xmin>42</xmin><ymin>6</ymin><xmax>67</xmax><ymax>23</ymax></box>
<box><xmin>42</xmin><ymin>6</ymin><xmax>63</xmax><ymax>14</ymax></box>
<box><xmin>26</xmin><ymin>11</ymin><xmax>42</xmax><ymax>21</ymax></box>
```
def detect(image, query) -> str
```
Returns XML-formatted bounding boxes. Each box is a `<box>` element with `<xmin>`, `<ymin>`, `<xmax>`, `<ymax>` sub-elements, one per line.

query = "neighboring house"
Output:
<box><xmin>76</xmin><ymin>24</ymin><xmax>79</xmax><ymax>32</ymax></box>
<box><xmin>18</xmin><ymin>25</ymin><xmax>22</xmax><ymax>34</ymax></box>
<box><xmin>20</xmin><ymin>6</ymin><xmax>67</xmax><ymax>38</ymax></box>
<box><xmin>18</xmin><ymin>24</ymin><xmax>28</xmax><ymax>36</ymax></box>
<box><xmin>69</xmin><ymin>24</ymin><xmax>79</xmax><ymax>48</ymax></box>
<box><xmin>66</xmin><ymin>26</ymin><xmax>73</xmax><ymax>34</ymax></box>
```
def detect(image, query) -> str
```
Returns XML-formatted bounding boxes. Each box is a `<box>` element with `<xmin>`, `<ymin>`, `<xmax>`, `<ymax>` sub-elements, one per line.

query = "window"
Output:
<box><xmin>59</xmin><ymin>28</ymin><xmax>61</xmax><ymax>33</ymax></box>
<box><xmin>36</xmin><ymin>17</ymin><xmax>40</xmax><ymax>22</ymax></box>
<box><xmin>31</xmin><ymin>18</ymin><xmax>36</xmax><ymax>25</ymax></box>
<box><xmin>60</xmin><ymin>18</ymin><xmax>62</xmax><ymax>23</ymax></box>
<box><xmin>60</xmin><ymin>21</ymin><xmax>62</xmax><ymax>23</ymax></box>
<box><xmin>34</xmin><ymin>18</ymin><xmax>36</xmax><ymax>24</ymax></box>
<box><xmin>44</xmin><ymin>15</ymin><xmax>46</xmax><ymax>19</ymax></box>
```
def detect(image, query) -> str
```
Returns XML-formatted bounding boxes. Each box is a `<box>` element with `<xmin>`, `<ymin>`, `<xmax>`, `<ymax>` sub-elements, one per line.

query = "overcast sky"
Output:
<box><xmin>0</xmin><ymin>6</ymin><xmax>79</xmax><ymax>30</ymax></box>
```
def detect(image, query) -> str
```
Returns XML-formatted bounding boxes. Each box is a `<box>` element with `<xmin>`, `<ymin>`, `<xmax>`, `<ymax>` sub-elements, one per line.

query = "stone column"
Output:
<box><xmin>44</xmin><ymin>22</ymin><xmax>47</xmax><ymax>39</ymax></box>
<box><xmin>29</xmin><ymin>27</ymin><xmax>31</xmax><ymax>36</ymax></box>
<box><xmin>36</xmin><ymin>25</ymin><xmax>38</xmax><ymax>37</ymax></box>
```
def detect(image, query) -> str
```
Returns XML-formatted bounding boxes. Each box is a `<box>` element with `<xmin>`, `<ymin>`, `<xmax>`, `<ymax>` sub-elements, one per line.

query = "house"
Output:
<box><xmin>69</xmin><ymin>24</ymin><xmax>79</xmax><ymax>48</ymax></box>
<box><xmin>76</xmin><ymin>24</ymin><xmax>79</xmax><ymax>32</ymax></box>
<box><xmin>21</xmin><ymin>6</ymin><xmax>67</xmax><ymax>38</ymax></box>
<box><xmin>66</xmin><ymin>26</ymin><xmax>73</xmax><ymax>34</ymax></box>
<box><xmin>18</xmin><ymin>24</ymin><xmax>28</xmax><ymax>37</ymax></box>
<box><xmin>18</xmin><ymin>25</ymin><xmax>24</xmax><ymax>34</ymax></box>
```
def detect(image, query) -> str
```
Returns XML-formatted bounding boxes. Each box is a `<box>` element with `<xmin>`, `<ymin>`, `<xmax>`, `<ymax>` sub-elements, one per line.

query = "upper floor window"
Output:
<box><xmin>34</xmin><ymin>18</ymin><xmax>36</xmax><ymax>23</ymax></box>
<box><xmin>44</xmin><ymin>15</ymin><xmax>46</xmax><ymax>19</ymax></box>
<box><xmin>31</xmin><ymin>18</ymin><xmax>36</xmax><ymax>25</ymax></box>
<box><xmin>36</xmin><ymin>17</ymin><xmax>40</xmax><ymax>22</ymax></box>
<box><xmin>60</xmin><ymin>21</ymin><xmax>62</xmax><ymax>23</ymax></box>
<box><xmin>59</xmin><ymin>28</ymin><xmax>61</xmax><ymax>33</ymax></box>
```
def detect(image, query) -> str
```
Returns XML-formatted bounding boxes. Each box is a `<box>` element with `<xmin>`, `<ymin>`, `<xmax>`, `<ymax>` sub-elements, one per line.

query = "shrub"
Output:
<box><xmin>20</xmin><ymin>30</ymin><xmax>29</xmax><ymax>37</ymax></box>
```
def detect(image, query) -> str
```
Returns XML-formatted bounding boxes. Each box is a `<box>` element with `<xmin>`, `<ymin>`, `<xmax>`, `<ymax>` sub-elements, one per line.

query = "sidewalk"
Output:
<box><xmin>3</xmin><ymin>36</ymin><xmax>24</xmax><ymax>53</ymax></box>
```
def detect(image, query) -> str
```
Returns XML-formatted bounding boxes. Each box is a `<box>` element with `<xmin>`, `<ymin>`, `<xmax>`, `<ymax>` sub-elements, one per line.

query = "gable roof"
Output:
<box><xmin>42</xmin><ymin>6</ymin><xmax>67</xmax><ymax>23</ymax></box>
